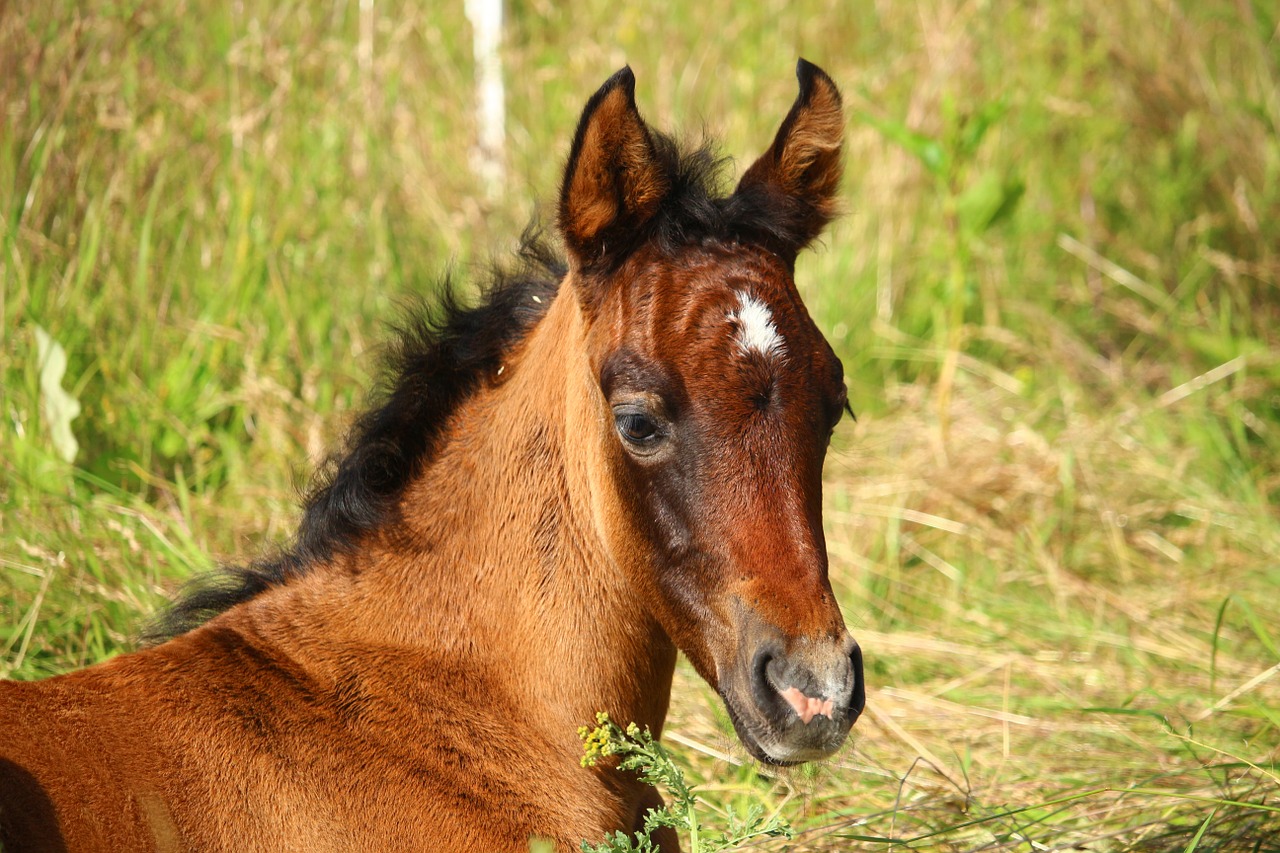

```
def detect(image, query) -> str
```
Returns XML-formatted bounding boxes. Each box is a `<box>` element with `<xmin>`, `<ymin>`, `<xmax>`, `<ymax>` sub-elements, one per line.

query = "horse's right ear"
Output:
<box><xmin>559</xmin><ymin>67</ymin><xmax>670</xmax><ymax>277</ymax></box>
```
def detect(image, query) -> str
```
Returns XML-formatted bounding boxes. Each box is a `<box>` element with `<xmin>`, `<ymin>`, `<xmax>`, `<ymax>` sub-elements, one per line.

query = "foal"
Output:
<box><xmin>0</xmin><ymin>60</ymin><xmax>864</xmax><ymax>852</ymax></box>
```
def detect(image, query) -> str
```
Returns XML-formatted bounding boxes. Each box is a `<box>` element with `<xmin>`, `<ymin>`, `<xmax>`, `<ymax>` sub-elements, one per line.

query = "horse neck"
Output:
<box><xmin>321</xmin><ymin>281</ymin><xmax>675</xmax><ymax>735</ymax></box>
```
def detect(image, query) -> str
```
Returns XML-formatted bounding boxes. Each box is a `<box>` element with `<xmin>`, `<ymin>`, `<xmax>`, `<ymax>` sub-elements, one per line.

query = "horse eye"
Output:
<box><xmin>833</xmin><ymin>387</ymin><xmax>854</xmax><ymax>429</ymax></box>
<box><xmin>615</xmin><ymin>411</ymin><xmax>660</xmax><ymax>445</ymax></box>
<box><xmin>833</xmin><ymin>399</ymin><xmax>854</xmax><ymax>430</ymax></box>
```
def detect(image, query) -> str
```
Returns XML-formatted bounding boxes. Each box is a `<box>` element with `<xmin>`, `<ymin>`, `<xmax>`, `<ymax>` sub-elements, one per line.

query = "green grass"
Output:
<box><xmin>3</xmin><ymin>0</ymin><xmax>1278</xmax><ymax>849</ymax></box>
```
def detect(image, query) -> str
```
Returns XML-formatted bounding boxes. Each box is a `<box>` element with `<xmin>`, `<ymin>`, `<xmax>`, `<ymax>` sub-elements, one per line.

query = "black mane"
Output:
<box><xmin>147</xmin><ymin>131</ymin><xmax>814</xmax><ymax>642</ymax></box>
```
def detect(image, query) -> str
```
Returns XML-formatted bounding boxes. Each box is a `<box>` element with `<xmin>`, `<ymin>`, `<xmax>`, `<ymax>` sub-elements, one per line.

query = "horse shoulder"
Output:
<box><xmin>0</xmin><ymin>659</ymin><xmax>190</xmax><ymax>851</ymax></box>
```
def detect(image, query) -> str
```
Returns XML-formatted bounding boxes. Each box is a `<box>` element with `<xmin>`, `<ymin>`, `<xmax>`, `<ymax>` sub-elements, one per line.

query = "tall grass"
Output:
<box><xmin>2</xmin><ymin>0</ymin><xmax>1277</xmax><ymax>849</ymax></box>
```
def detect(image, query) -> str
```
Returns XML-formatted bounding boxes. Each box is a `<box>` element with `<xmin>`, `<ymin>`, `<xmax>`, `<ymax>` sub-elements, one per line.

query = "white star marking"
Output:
<box><xmin>729</xmin><ymin>291</ymin><xmax>785</xmax><ymax>359</ymax></box>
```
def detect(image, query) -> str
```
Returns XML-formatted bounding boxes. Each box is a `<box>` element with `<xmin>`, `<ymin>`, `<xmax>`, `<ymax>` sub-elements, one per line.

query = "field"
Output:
<box><xmin>3</xmin><ymin>0</ymin><xmax>1279</xmax><ymax>849</ymax></box>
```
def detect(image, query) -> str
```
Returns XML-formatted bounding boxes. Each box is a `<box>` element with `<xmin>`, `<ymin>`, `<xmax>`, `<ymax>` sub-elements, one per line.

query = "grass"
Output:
<box><xmin>2</xmin><ymin>0</ymin><xmax>1278</xmax><ymax>849</ymax></box>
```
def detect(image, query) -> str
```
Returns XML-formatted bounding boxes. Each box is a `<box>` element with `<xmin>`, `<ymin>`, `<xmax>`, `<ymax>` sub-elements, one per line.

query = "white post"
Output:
<box><xmin>464</xmin><ymin>0</ymin><xmax>505</xmax><ymax>201</ymax></box>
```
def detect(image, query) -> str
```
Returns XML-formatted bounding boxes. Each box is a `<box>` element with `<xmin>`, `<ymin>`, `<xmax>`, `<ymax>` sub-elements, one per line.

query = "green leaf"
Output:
<box><xmin>1182</xmin><ymin>808</ymin><xmax>1217</xmax><ymax>853</ymax></box>
<box><xmin>958</xmin><ymin>97</ymin><xmax>1009</xmax><ymax>158</ymax></box>
<box><xmin>34</xmin><ymin>325</ymin><xmax>82</xmax><ymax>464</ymax></box>
<box><xmin>956</xmin><ymin>170</ymin><xmax>1024</xmax><ymax>234</ymax></box>
<box><xmin>577</xmin><ymin>713</ymin><xmax>789</xmax><ymax>852</ymax></box>
<box><xmin>859</xmin><ymin>111</ymin><xmax>947</xmax><ymax>176</ymax></box>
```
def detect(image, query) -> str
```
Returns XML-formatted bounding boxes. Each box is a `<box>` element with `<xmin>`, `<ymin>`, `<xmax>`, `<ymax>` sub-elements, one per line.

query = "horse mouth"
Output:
<box><xmin>718</xmin><ymin>688</ymin><xmax>852</xmax><ymax>767</ymax></box>
<box><xmin>721</xmin><ymin>692</ymin><xmax>801</xmax><ymax>766</ymax></box>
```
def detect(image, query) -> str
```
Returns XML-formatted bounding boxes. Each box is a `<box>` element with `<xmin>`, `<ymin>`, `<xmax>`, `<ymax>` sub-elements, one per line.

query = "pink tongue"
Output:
<box><xmin>778</xmin><ymin>686</ymin><xmax>834</xmax><ymax>725</ymax></box>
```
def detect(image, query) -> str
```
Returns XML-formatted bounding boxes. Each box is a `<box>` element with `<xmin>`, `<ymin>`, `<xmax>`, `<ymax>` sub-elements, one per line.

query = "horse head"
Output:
<box><xmin>559</xmin><ymin>61</ymin><xmax>864</xmax><ymax>765</ymax></box>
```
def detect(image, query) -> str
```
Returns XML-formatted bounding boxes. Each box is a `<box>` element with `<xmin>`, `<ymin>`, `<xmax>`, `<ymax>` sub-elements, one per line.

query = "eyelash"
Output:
<box><xmin>616</xmin><ymin>411</ymin><xmax>660</xmax><ymax>444</ymax></box>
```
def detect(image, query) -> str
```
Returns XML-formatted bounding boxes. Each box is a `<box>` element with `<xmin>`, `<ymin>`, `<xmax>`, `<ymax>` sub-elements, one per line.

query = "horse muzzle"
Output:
<box><xmin>722</xmin><ymin>628</ymin><xmax>865</xmax><ymax>765</ymax></box>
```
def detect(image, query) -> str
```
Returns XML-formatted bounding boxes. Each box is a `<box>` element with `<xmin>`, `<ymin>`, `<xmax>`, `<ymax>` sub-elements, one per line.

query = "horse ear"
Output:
<box><xmin>559</xmin><ymin>67</ymin><xmax>670</xmax><ymax>274</ymax></box>
<box><xmin>734</xmin><ymin>59</ymin><xmax>844</xmax><ymax>257</ymax></box>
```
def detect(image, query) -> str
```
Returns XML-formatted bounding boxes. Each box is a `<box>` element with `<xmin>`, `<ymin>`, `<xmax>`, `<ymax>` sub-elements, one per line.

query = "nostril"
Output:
<box><xmin>752</xmin><ymin>647</ymin><xmax>772</xmax><ymax>681</ymax></box>
<box><xmin>750</xmin><ymin>646</ymin><xmax>778</xmax><ymax>709</ymax></box>
<box><xmin>848</xmin><ymin>642</ymin><xmax>866</xmax><ymax>722</ymax></box>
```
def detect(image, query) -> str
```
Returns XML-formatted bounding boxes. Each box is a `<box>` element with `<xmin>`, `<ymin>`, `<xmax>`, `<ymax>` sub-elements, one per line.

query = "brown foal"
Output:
<box><xmin>0</xmin><ymin>60</ymin><xmax>864</xmax><ymax>852</ymax></box>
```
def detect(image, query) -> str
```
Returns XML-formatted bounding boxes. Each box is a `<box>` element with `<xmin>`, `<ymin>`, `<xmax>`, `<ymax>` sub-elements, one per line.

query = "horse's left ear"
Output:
<box><xmin>559</xmin><ymin>67</ymin><xmax>670</xmax><ymax>278</ymax></box>
<box><xmin>734</xmin><ymin>59</ymin><xmax>844</xmax><ymax>258</ymax></box>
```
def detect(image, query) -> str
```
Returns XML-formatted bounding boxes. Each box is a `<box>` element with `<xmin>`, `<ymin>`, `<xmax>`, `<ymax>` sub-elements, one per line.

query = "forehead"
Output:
<box><xmin>594</xmin><ymin>242</ymin><xmax>840</xmax><ymax>396</ymax></box>
<box><xmin>684</xmin><ymin>248</ymin><xmax>797</xmax><ymax>336</ymax></box>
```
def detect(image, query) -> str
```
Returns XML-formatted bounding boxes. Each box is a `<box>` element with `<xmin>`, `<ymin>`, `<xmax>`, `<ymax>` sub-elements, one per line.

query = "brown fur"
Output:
<box><xmin>1</xmin><ymin>60</ymin><xmax>863</xmax><ymax>852</ymax></box>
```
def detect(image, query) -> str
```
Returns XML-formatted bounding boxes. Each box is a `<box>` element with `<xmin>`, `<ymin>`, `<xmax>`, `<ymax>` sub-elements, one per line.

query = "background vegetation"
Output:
<box><xmin>3</xmin><ymin>0</ymin><xmax>1278</xmax><ymax>849</ymax></box>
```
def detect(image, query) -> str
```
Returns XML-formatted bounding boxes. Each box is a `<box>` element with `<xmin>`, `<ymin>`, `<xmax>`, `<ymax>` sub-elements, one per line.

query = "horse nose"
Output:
<box><xmin>750</xmin><ymin>634</ymin><xmax>865</xmax><ymax>734</ymax></box>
